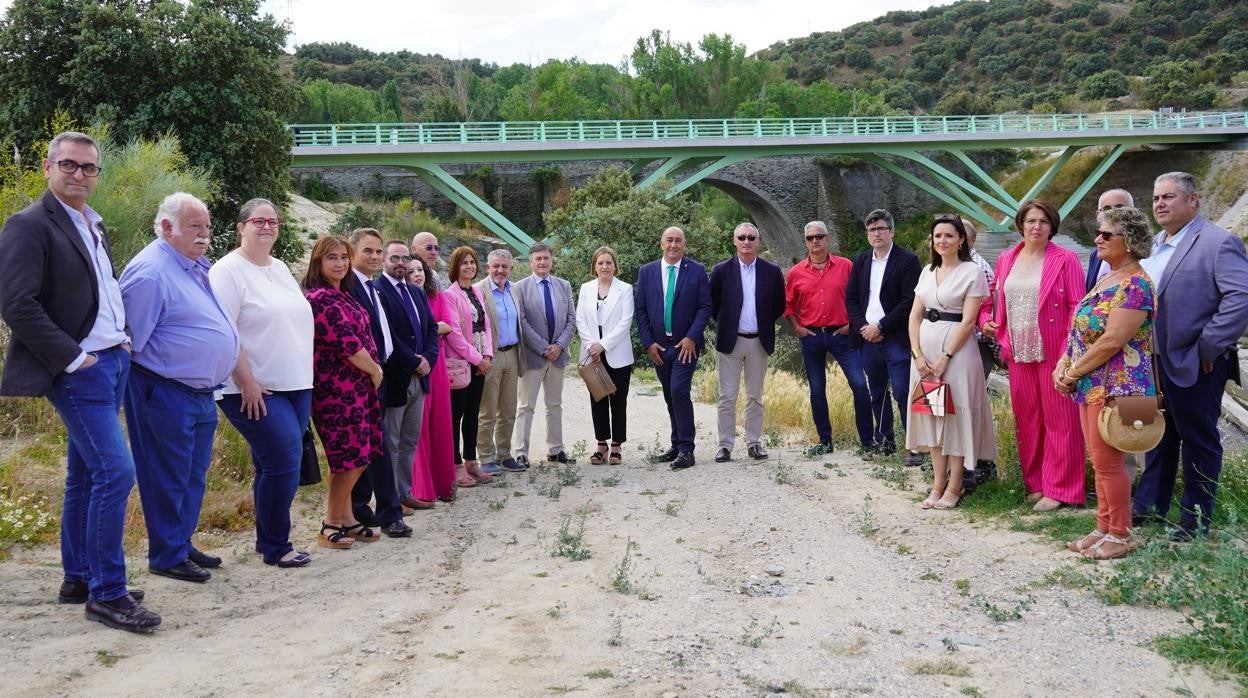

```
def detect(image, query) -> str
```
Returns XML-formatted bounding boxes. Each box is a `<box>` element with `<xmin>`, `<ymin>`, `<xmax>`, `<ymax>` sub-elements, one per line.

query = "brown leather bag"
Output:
<box><xmin>578</xmin><ymin>356</ymin><xmax>616</xmax><ymax>402</ymax></box>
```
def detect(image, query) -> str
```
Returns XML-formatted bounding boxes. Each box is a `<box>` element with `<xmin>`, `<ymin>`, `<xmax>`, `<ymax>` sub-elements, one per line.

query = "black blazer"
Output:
<box><xmin>374</xmin><ymin>275</ymin><xmax>439</xmax><ymax>407</ymax></box>
<box><xmin>0</xmin><ymin>191</ymin><xmax>114</xmax><ymax>396</ymax></box>
<box><xmin>348</xmin><ymin>274</ymin><xmax>389</xmax><ymax>367</ymax></box>
<box><xmin>845</xmin><ymin>245</ymin><xmax>922</xmax><ymax>349</ymax></box>
<box><xmin>709</xmin><ymin>256</ymin><xmax>786</xmax><ymax>354</ymax></box>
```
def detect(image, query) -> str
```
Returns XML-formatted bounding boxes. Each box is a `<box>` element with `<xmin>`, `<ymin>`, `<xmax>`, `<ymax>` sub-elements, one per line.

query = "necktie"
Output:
<box><xmin>364</xmin><ymin>279</ymin><xmax>379</xmax><ymax>310</ymax></box>
<box><xmin>664</xmin><ymin>264</ymin><xmax>676</xmax><ymax>336</ymax></box>
<box><xmin>397</xmin><ymin>282</ymin><xmax>421</xmax><ymax>331</ymax></box>
<box><xmin>542</xmin><ymin>278</ymin><xmax>556</xmax><ymax>344</ymax></box>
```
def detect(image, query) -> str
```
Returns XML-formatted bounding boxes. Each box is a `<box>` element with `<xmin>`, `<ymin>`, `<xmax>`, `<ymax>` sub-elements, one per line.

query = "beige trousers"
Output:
<box><xmin>716</xmin><ymin>336</ymin><xmax>769</xmax><ymax>450</ymax></box>
<box><xmin>513</xmin><ymin>359</ymin><xmax>565</xmax><ymax>458</ymax></box>
<box><xmin>477</xmin><ymin>348</ymin><xmax>520</xmax><ymax>463</ymax></box>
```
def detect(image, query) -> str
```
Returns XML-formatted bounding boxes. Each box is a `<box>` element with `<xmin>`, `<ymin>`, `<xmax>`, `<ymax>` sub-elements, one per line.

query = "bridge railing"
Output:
<box><xmin>288</xmin><ymin>112</ymin><xmax>1248</xmax><ymax>147</ymax></box>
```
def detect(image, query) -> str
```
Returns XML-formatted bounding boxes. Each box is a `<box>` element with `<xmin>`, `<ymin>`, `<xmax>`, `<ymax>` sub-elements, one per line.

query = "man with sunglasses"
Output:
<box><xmin>0</xmin><ymin>131</ymin><xmax>160</xmax><ymax>632</ymax></box>
<box><xmin>845</xmin><ymin>209</ymin><xmax>923</xmax><ymax>464</ymax></box>
<box><xmin>1085</xmin><ymin>189</ymin><xmax>1134</xmax><ymax>292</ymax></box>
<box><xmin>412</xmin><ymin>231</ymin><xmax>447</xmax><ymax>291</ymax></box>
<box><xmin>786</xmin><ymin>220</ymin><xmax>874</xmax><ymax>456</ymax></box>
<box><xmin>709</xmin><ymin>223</ymin><xmax>786</xmax><ymax>462</ymax></box>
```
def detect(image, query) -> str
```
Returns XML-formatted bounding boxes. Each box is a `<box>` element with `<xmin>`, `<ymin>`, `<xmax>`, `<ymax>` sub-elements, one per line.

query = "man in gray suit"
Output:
<box><xmin>513</xmin><ymin>242</ymin><xmax>576</xmax><ymax>466</ymax></box>
<box><xmin>1133</xmin><ymin>171</ymin><xmax>1248</xmax><ymax>540</ymax></box>
<box><xmin>475</xmin><ymin>249</ymin><xmax>527</xmax><ymax>473</ymax></box>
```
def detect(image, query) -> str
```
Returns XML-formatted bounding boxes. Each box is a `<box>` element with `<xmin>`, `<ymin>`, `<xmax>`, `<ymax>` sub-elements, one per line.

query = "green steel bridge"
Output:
<box><xmin>289</xmin><ymin>112</ymin><xmax>1248</xmax><ymax>252</ymax></box>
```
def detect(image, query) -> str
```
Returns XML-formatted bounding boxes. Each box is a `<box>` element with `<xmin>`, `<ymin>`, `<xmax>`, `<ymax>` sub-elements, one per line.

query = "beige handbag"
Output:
<box><xmin>578</xmin><ymin>356</ymin><xmax>616</xmax><ymax>402</ymax></box>
<box><xmin>1096</xmin><ymin>357</ymin><xmax>1164</xmax><ymax>453</ymax></box>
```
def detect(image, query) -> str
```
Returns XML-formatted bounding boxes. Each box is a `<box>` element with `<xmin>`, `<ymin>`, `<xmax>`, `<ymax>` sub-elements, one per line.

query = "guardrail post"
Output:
<box><xmin>375</xmin><ymin>124</ymin><xmax>381</xmax><ymax>144</ymax></box>
<box><xmin>578</xmin><ymin>122</ymin><xmax>584</xmax><ymax>141</ymax></box>
<box><xmin>459</xmin><ymin>123</ymin><xmax>467</xmax><ymax>143</ymax></box>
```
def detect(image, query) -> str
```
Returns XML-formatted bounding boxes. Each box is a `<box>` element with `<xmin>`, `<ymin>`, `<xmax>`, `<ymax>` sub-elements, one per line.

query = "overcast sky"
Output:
<box><xmin>0</xmin><ymin>1</ymin><xmax>947</xmax><ymax>66</ymax></box>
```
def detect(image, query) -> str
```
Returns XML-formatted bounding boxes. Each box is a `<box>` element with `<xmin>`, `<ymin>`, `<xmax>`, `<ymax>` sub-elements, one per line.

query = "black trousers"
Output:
<box><xmin>450</xmin><ymin>372</ymin><xmax>486</xmax><ymax>463</ymax></box>
<box><xmin>591</xmin><ymin>360</ymin><xmax>633</xmax><ymax>443</ymax></box>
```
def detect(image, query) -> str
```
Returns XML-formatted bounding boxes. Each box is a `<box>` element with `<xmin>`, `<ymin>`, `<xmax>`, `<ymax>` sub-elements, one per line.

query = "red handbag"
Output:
<box><xmin>910</xmin><ymin>379</ymin><xmax>955</xmax><ymax>417</ymax></box>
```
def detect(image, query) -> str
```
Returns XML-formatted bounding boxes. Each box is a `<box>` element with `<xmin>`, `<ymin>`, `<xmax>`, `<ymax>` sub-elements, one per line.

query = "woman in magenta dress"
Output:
<box><xmin>303</xmin><ymin>236</ymin><xmax>385</xmax><ymax>548</ymax></box>
<box><xmin>410</xmin><ymin>258</ymin><xmax>457</xmax><ymax>502</ymax></box>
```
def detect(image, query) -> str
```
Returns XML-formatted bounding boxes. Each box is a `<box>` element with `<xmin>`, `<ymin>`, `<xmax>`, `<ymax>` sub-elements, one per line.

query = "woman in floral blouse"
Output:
<box><xmin>1053</xmin><ymin>206</ymin><xmax>1157</xmax><ymax>560</ymax></box>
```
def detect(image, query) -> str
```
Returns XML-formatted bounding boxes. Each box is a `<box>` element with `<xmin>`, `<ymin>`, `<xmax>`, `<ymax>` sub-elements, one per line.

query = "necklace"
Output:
<box><xmin>808</xmin><ymin>256</ymin><xmax>828</xmax><ymax>269</ymax></box>
<box><xmin>1091</xmin><ymin>262</ymin><xmax>1140</xmax><ymax>295</ymax></box>
<box><xmin>239</xmin><ymin>248</ymin><xmax>274</xmax><ymax>281</ymax></box>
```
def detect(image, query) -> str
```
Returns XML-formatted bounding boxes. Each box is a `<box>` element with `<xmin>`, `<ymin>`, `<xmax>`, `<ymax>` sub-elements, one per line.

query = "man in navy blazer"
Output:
<box><xmin>1085</xmin><ymin>189</ymin><xmax>1134</xmax><ymax>292</ymax></box>
<box><xmin>1133</xmin><ymin>173</ymin><xmax>1248</xmax><ymax>539</ymax></box>
<box><xmin>345</xmin><ymin>229</ymin><xmax>411</xmax><ymax>535</ymax></box>
<box><xmin>374</xmin><ymin>240</ymin><xmax>440</xmax><ymax>511</ymax></box>
<box><xmin>709</xmin><ymin>223</ymin><xmax>786</xmax><ymax>463</ymax></box>
<box><xmin>845</xmin><ymin>209</ymin><xmax>922</xmax><ymax>462</ymax></box>
<box><xmin>635</xmin><ymin>226</ymin><xmax>712</xmax><ymax>470</ymax></box>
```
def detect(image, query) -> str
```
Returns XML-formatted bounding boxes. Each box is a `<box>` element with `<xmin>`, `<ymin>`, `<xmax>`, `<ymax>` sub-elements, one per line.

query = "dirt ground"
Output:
<box><xmin>0</xmin><ymin>372</ymin><xmax>1237</xmax><ymax>697</ymax></box>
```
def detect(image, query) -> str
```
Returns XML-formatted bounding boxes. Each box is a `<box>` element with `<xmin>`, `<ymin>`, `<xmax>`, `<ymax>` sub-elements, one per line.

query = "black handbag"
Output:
<box><xmin>299</xmin><ymin>426</ymin><xmax>322</xmax><ymax>486</ymax></box>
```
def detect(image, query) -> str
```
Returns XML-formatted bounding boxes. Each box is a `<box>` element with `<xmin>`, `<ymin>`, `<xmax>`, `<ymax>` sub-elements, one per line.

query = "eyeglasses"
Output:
<box><xmin>736</xmin><ymin>235</ymin><xmax>757</xmax><ymax>241</ymax></box>
<box><xmin>243</xmin><ymin>217</ymin><xmax>281</xmax><ymax>229</ymax></box>
<box><xmin>424</xmin><ymin>244</ymin><xmax>440</xmax><ymax>252</ymax></box>
<box><xmin>1098</xmin><ymin>203</ymin><xmax>1127</xmax><ymax>213</ymax></box>
<box><xmin>805</xmin><ymin>233</ymin><xmax>827</xmax><ymax>241</ymax></box>
<box><xmin>388</xmin><ymin>254</ymin><xmax>413</xmax><ymax>263</ymax></box>
<box><xmin>1094</xmin><ymin>230</ymin><xmax>1124</xmax><ymax>241</ymax></box>
<box><xmin>866</xmin><ymin>226</ymin><xmax>892</xmax><ymax>234</ymax></box>
<box><xmin>54</xmin><ymin>159</ymin><xmax>102</xmax><ymax>177</ymax></box>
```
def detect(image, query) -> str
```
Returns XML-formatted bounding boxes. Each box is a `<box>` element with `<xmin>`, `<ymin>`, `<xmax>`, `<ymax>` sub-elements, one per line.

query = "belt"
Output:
<box><xmin>497</xmin><ymin>344</ymin><xmax>517</xmax><ymax>352</ymax></box>
<box><xmin>923</xmin><ymin>309</ymin><xmax>963</xmax><ymax>323</ymax></box>
<box><xmin>130</xmin><ymin>361</ymin><xmax>219</xmax><ymax>395</ymax></box>
<box><xmin>804</xmin><ymin>325</ymin><xmax>845</xmax><ymax>334</ymax></box>
<box><xmin>738</xmin><ymin>332</ymin><xmax>759</xmax><ymax>339</ymax></box>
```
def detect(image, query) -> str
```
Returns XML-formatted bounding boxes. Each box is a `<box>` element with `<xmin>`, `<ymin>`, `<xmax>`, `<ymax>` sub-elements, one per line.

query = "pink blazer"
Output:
<box><xmin>977</xmin><ymin>241</ymin><xmax>1083</xmax><ymax>365</ymax></box>
<box><xmin>441</xmin><ymin>282</ymin><xmax>493</xmax><ymax>365</ymax></box>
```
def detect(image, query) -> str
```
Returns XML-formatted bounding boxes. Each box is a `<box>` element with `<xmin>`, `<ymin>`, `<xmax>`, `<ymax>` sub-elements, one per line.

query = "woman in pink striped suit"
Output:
<box><xmin>980</xmin><ymin>200</ymin><xmax>1086</xmax><ymax>511</ymax></box>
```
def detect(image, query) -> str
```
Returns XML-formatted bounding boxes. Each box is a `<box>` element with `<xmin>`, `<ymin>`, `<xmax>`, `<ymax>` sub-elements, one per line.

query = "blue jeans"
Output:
<box><xmin>124</xmin><ymin>368</ymin><xmax>217</xmax><ymax>569</ymax></box>
<box><xmin>656</xmin><ymin>346</ymin><xmax>698</xmax><ymax>453</ymax></box>
<box><xmin>218</xmin><ymin>390</ymin><xmax>311</xmax><ymax>563</ymax></box>
<box><xmin>859</xmin><ymin>339</ymin><xmax>912</xmax><ymax>450</ymax></box>
<box><xmin>799</xmin><ymin>332</ymin><xmax>873</xmax><ymax>447</ymax></box>
<box><xmin>48</xmin><ymin>345</ymin><xmax>135</xmax><ymax>602</ymax></box>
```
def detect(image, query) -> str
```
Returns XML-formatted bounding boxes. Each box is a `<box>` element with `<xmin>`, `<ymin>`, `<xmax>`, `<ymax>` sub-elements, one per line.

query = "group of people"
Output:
<box><xmin>3</xmin><ymin>131</ymin><xmax>1246</xmax><ymax>635</ymax></box>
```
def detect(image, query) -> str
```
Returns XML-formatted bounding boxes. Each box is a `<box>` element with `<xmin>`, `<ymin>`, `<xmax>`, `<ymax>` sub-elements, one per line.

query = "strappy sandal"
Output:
<box><xmin>921</xmin><ymin>487</ymin><xmax>945</xmax><ymax>509</ymax></box>
<box><xmin>465</xmin><ymin>460</ymin><xmax>494</xmax><ymax>484</ymax></box>
<box><xmin>318</xmin><ymin>522</ymin><xmax>354</xmax><ymax>549</ymax></box>
<box><xmin>1082</xmin><ymin>533</ymin><xmax>1134</xmax><ymax>560</ymax></box>
<box><xmin>609</xmin><ymin>443</ymin><xmax>622</xmax><ymax>465</ymax></box>
<box><xmin>343</xmin><ymin>522</ymin><xmax>381</xmax><ymax>542</ymax></box>
<box><xmin>934</xmin><ymin>488</ymin><xmax>963</xmax><ymax>509</ymax></box>
<box><xmin>589</xmin><ymin>441</ymin><xmax>608</xmax><ymax>465</ymax></box>
<box><xmin>454</xmin><ymin>464</ymin><xmax>478</xmax><ymax>488</ymax></box>
<box><xmin>1066</xmin><ymin>529</ymin><xmax>1106</xmax><ymax>553</ymax></box>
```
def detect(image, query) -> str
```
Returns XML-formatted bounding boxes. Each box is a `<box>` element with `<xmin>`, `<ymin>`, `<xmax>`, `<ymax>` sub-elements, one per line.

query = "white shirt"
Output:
<box><xmin>1140</xmin><ymin>220</ymin><xmax>1193</xmax><ymax>284</ymax></box>
<box><xmin>354</xmin><ymin>269</ymin><xmax>393</xmax><ymax>361</ymax></box>
<box><xmin>57</xmin><ymin>197</ymin><xmax>128</xmax><ymax>371</ymax></box>
<box><xmin>737</xmin><ymin>257</ymin><xmax>758</xmax><ymax>333</ymax></box>
<box><xmin>209</xmin><ymin>250</ymin><xmax>314</xmax><ymax>393</ymax></box>
<box><xmin>865</xmin><ymin>244</ymin><xmax>891</xmax><ymax>326</ymax></box>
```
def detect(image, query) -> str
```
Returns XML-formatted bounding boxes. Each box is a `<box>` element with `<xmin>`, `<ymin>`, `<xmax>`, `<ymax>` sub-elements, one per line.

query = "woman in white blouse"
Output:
<box><xmin>575</xmin><ymin>246</ymin><xmax>635</xmax><ymax>465</ymax></box>
<box><xmin>208</xmin><ymin>198</ymin><xmax>313</xmax><ymax>568</ymax></box>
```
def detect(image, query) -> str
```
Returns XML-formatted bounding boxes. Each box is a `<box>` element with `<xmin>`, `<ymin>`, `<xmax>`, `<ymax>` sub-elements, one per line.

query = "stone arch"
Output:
<box><xmin>700</xmin><ymin>173</ymin><xmax>805</xmax><ymax>263</ymax></box>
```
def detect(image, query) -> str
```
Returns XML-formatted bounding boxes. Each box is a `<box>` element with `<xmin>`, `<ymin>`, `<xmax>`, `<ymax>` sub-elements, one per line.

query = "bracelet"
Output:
<box><xmin>1064</xmin><ymin>367</ymin><xmax>1081</xmax><ymax>381</ymax></box>
<box><xmin>943</xmin><ymin>352</ymin><xmax>953</xmax><ymax>359</ymax></box>
<box><xmin>910</xmin><ymin>348</ymin><xmax>921</xmax><ymax>359</ymax></box>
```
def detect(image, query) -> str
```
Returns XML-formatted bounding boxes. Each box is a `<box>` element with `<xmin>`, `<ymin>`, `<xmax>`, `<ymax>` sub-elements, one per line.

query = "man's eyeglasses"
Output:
<box><xmin>1098</xmin><ymin>203</ymin><xmax>1128</xmax><ymax>213</ymax></box>
<box><xmin>1094</xmin><ymin>230</ymin><xmax>1124</xmax><ymax>241</ymax></box>
<box><xmin>243</xmin><ymin>217</ymin><xmax>281</xmax><ymax>229</ymax></box>
<box><xmin>388</xmin><ymin>254</ymin><xmax>413</xmax><ymax>263</ymax></box>
<box><xmin>866</xmin><ymin>226</ymin><xmax>892</xmax><ymax>234</ymax></box>
<box><xmin>736</xmin><ymin>234</ymin><xmax>757</xmax><ymax>241</ymax></box>
<box><xmin>805</xmin><ymin>233</ymin><xmax>827</xmax><ymax>242</ymax></box>
<box><xmin>54</xmin><ymin>159</ymin><xmax>102</xmax><ymax>177</ymax></box>
<box><xmin>424</xmin><ymin>244</ymin><xmax>440</xmax><ymax>252</ymax></box>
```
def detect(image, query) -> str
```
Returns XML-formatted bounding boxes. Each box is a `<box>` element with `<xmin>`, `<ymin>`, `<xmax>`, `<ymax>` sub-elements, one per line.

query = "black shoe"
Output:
<box><xmin>547</xmin><ymin>451</ymin><xmax>571</xmax><ymax>464</ymax></box>
<box><xmin>149</xmin><ymin>559</ymin><xmax>211</xmax><ymax>583</ymax></box>
<box><xmin>516</xmin><ymin>455</ymin><xmax>530</xmax><ymax>469</ymax></box>
<box><xmin>904</xmin><ymin>451</ymin><xmax>924</xmax><ymax>467</ymax></box>
<box><xmin>1132</xmin><ymin>512</ymin><xmax>1163</xmax><ymax>528</ymax></box>
<box><xmin>264</xmin><ymin>550</ymin><xmax>312</xmax><ymax>568</ymax></box>
<box><xmin>855</xmin><ymin>446</ymin><xmax>876</xmax><ymax>461</ymax></box>
<box><xmin>803</xmin><ymin>442</ymin><xmax>833</xmax><ymax>458</ymax></box>
<box><xmin>748</xmin><ymin>444</ymin><xmax>768</xmax><ymax>460</ymax></box>
<box><xmin>188</xmin><ymin>546</ymin><xmax>222</xmax><ymax>569</ymax></box>
<box><xmin>714</xmin><ymin>447</ymin><xmax>732</xmax><ymax>463</ymax></box>
<box><xmin>670</xmin><ymin>452</ymin><xmax>696</xmax><ymax>470</ymax></box>
<box><xmin>382</xmin><ymin>521</ymin><xmax>413</xmax><ymax>538</ymax></box>
<box><xmin>352</xmin><ymin>509</ymin><xmax>381</xmax><ymax>528</ymax></box>
<box><xmin>1168</xmin><ymin>526</ymin><xmax>1203</xmax><ymax>543</ymax></box>
<box><xmin>653</xmin><ymin>447</ymin><xmax>679</xmax><ymax>463</ymax></box>
<box><xmin>85</xmin><ymin>594</ymin><xmax>161</xmax><ymax>633</ymax></box>
<box><xmin>58</xmin><ymin>581</ymin><xmax>144</xmax><ymax>605</ymax></box>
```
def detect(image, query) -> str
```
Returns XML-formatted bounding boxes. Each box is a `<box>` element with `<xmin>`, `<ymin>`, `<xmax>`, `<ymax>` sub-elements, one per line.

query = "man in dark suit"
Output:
<box><xmin>846</xmin><ymin>209</ymin><xmax>922</xmax><ymax>463</ymax></box>
<box><xmin>709</xmin><ymin>223</ymin><xmax>786</xmax><ymax>463</ymax></box>
<box><xmin>0</xmin><ymin>131</ymin><xmax>159</xmax><ymax>632</ymax></box>
<box><xmin>345</xmin><ymin>228</ymin><xmax>410</xmax><ymax>536</ymax></box>
<box><xmin>1133</xmin><ymin>172</ymin><xmax>1248</xmax><ymax>540</ymax></box>
<box><xmin>374</xmin><ymin>240</ymin><xmax>440</xmax><ymax>511</ymax></box>
<box><xmin>1085</xmin><ymin>189</ymin><xmax>1134</xmax><ymax>292</ymax></box>
<box><xmin>635</xmin><ymin>226</ymin><xmax>712</xmax><ymax>470</ymax></box>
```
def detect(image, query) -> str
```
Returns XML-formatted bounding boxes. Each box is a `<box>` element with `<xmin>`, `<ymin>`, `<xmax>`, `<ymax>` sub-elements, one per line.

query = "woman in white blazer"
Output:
<box><xmin>576</xmin><ymin>246</ymin><xmax>635</xmax><ymax>465</ymax></box>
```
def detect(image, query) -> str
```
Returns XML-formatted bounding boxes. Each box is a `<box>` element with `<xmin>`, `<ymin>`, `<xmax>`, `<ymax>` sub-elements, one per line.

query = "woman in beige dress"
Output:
<box><xmin>907</xmin><ymin>215</ymin><xmax>998</xmax><ymax>509</ymax></box>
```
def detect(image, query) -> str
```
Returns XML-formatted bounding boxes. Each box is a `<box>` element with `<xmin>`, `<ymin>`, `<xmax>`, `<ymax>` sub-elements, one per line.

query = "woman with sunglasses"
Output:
<box><xmin>1053</xmin><ymin>207</ymin><xmax>1156</xmax><ymax>559</ymax></box>
<box><xmin>979</xmin><ymin>200</ymin><xmax>1085</xmax><ymax>512</ymax></box>
<box><xmin>908</xmin><ymin>215</ymin><xmax>997</xmax><ymax>509</ymax></box>
<box><xmin>209</xmin><ymin>199</ymin><xmax>313</xmax><ymax>568</ymax></box>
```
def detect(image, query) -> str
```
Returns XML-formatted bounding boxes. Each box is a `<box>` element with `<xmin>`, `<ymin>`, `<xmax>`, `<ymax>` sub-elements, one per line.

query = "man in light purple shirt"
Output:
<box><xmin>121</xmin><ymin>192</ymin><xmax>239</xmax><ymax>584</ymax></box>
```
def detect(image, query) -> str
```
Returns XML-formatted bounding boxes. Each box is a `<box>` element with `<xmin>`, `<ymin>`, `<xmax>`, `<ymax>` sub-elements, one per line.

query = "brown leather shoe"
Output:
<box><xmin>85</xmin><ymin>594</ymin><xmax>161</xmax><ymax>633</ymax></box>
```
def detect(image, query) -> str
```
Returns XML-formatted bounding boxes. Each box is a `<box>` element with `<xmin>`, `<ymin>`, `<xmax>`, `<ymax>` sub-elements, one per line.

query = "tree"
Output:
<box><xmin>1081</xmin><ymin>70</ymin><xmax>1129</xmax><ymax>99</ymax></box>
<box><xmin>0</xmin><ymin>0</ymin><xmax>300</xmax><ymax>256</ymax></box>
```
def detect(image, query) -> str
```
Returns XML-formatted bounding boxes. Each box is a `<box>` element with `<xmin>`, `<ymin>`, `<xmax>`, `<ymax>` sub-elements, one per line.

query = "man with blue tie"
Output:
<box><xmin>513</xmin><ymin>242</ymin><xmax>576</xmax><ymax>466</ymax></box>
<box><xmin>346</xmin><ymin>228</ymin><xmax>411</xmax><ymax>535</ymax></box>
<box><xmin>636</xmin><ymin>226</ymin><xmax>713</xmax><ymax>470</ymax></box>
<box><xmin>1132</xmin><ymin>172</ymin><xmax>1248</xmax><ymax>540</ymax></box>
<box><xmin>374</xmin><ymin>240</ymin><xmax>440</xmax><ymax>511</ymax></box>
<box><xmin>709</xmin><ymin>223</ymin><xmax>786</xmax><ymax>463</ymax></box>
